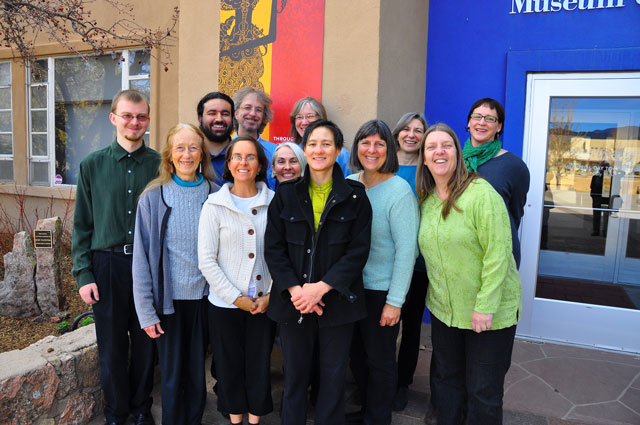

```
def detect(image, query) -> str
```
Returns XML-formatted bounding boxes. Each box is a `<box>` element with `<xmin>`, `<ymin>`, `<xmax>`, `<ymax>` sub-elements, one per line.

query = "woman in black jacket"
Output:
<box><xmin>265</xmin><ymin>120</ymin><xmax>372</xmax><ymax>425</ymax></box>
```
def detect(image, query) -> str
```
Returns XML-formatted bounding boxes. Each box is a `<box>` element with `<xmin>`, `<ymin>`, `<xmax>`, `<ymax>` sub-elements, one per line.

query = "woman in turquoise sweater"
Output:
<box><xmin>416</xmin><ymin>123</ymin><xmax>522</xmax><ymax>425</ymax></box>
<box><xmin>347</xmin><ymin>120</ymin><xmax>419</xmax><ymax>425</ymax></box>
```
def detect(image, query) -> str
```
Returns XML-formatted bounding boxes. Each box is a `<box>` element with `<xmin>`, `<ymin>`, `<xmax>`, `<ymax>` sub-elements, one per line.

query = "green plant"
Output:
<box><xmin>57</xmin><ymin>321</ymin><xmax>70</xmax><ymax>334</ymax></box>
<box><xmin>80</xmin><ymin>316</ymin><xmax>94</xmax><ymax>327</ymax></box>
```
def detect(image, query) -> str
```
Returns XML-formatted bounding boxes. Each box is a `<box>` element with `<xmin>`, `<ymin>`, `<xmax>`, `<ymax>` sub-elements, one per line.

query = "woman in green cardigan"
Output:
<box><xmin>416</xmin><ymin>123</ymin><xmax>522</xmax><ymax>425</ymax></box>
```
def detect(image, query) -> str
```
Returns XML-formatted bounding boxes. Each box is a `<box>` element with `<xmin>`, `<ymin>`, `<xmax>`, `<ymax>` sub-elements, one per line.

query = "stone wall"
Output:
<box><xmin>0</xmin><ymin>324</ymin><xmax>101</xmax><ymax>425</ymax></box>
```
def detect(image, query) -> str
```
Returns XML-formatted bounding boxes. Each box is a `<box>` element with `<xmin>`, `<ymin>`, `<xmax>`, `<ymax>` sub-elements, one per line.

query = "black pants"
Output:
<box><xmin>208</xmin><ymin>304</ymin><xmax>275</xmax><ymax>416</ymax></box>
<box><xmin>397</xmin><ymin>269</ymin><xmax>429</xmax><ymax>388</ymax></box>
<box><xmin>430</xmin><ymin>315</ymin><xmax>516</xmax><ymax>425</ymax></box>
<box><xmin>279</xmin><ymin>317</ymin><xmax>354</xmax><ymax>425</ymax></box>
<box><xmin>91</xmin><ymin>250</ymin><xmax>155</xmax><ymax>424</ymax></box>
<box><xmin>350</xmin><ymin>290</ymin><xmax>399</xmax><ymax>425</ymax></box>
<box><xmin>157</xmin><ymin>298</ymin><xmax>208</xmax><ymax>425</ymax></box>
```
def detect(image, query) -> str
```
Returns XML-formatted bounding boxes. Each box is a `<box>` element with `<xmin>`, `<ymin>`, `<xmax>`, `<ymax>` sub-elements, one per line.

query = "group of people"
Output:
<box><xmin>71</xmin><ymin>86</ymin><xmax>529</xmax><ymax>425</ymax></box>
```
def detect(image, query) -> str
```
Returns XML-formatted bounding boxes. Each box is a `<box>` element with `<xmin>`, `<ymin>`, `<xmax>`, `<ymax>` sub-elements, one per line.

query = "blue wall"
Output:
<box><xmin>425</xmin><ymin>1</ymin><xmax>640</xmax><ymax>156</ymax></box>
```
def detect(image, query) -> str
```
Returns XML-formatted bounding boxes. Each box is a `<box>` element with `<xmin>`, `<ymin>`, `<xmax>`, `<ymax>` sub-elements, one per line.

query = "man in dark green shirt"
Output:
<box><xmin>71</xmin><ymin>89</ymin><xmax>160</xmax><ymax>425</ymax></box>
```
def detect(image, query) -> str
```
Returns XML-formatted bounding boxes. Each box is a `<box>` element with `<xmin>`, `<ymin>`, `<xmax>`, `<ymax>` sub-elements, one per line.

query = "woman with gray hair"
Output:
<box><xmin>271</xmin><ymin>142</ymin><xmax>306</xmax><ymax>187</ymax></box>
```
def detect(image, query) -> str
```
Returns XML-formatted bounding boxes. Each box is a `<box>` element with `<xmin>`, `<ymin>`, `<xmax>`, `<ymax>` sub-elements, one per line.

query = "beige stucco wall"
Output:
<box><xmin>322</xmin><ymin>0</ymin><xmax>381</xmax><ymax>149</ymax></box>
<box><xmin>322</xmin><ymin>0</ymin><xmax>428</xmax><ymax>148</ymax></box>
<box><xmin>378</xmin><ymin>0</ymin><xmax>429</xmax><ymax>128</ymax></box>
<box><xmin>177</xmin><ymin>0</ymin><xmax>220</xmax><ymax>125</ymax></box>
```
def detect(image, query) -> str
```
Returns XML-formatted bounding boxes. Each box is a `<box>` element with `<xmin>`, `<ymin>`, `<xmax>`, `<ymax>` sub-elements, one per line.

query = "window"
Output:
<box><xmin>0</xmin><ymin>62</ymin><xmax>12</xmax><ymax>182</ymax></box>
<box><xmin>28</xmin><ymin>50</ymin><xmax>150</xmax><ymax>186</ymax></box>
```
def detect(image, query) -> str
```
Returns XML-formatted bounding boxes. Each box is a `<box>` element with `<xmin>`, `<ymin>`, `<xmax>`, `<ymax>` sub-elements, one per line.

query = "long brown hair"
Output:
<box><xmin>416</xmin><ymin>123</ymin><xmax>477</xmax><ymax>218</ymax></box>
<box><xmin>142</xmin><ymin>123</ymin><xmax>215</xmax><ymax>195</ymax></box>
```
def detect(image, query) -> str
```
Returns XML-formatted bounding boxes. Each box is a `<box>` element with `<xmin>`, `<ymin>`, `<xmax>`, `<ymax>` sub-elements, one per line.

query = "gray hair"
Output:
<box><xmin>232</xmin><ymin>87</ymin><xmax>273</xmax><ymax>134</ymax></box>
<box><xmin>271</xmin><ymin>142</ymin><xmax>307</xmax><ymax>178</ymax></box>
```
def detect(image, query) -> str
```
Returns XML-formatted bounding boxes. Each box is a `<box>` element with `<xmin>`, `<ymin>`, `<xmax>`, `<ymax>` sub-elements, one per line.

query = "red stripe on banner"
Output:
<box><xmin>269</xmin><ymin>0</ymin><xmax>325</xmax><ymax>143</ymax></box>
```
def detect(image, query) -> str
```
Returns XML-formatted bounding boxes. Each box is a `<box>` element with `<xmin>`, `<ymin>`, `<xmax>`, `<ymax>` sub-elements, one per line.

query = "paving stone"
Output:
<box><xmin>504</xmin><ymin>375</ymin><xmax>573</xmax><ymax>418</ymax></box>
<box><xmin>522</xmin><ymin>357</ymin><xmax>639</xmax><ymax>404</ymax></box>
<box><xmin>547</xmin><ymin>418</ymin><xmax>591</xmax><ymax>425</ymax></box>
<box><xmin>505</xmin><ymin>363</ymin><xmax>530</xmax><ymax>390</ymax></box>
<box><xmin>620</xmin><ymin>387</ymin><xmax>640</xmax><ymax>415</ymax></box>
<box><xmin>568</xmin><ymin>401</ymin><xmax>640</xmax><ymax>425</ymax></box>
<box><xmin>512</xmin><ymin>340</ymin><xmax>547</xmax><ymax>364</ymax></box>
<box><xmin>503</xmin><ymin>409</ymin><xmax>548</xmax><ymax>425</ymax></box>
<box><xmin>541</xmin><ymin>343</ymin><xmax>640</xmax><ymax>367</ymax></box>
<box><xmin>631</xmin><ymin>373</ymin><xmax>640</xmax><ymax>390</ymax></box>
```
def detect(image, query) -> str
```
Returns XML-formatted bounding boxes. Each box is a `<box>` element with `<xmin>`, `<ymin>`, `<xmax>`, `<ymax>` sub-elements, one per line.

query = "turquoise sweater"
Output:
<box><xmin>347</xmin><ymin>174</ymin><xmax>419</xmax><ymax>307</ymax></box>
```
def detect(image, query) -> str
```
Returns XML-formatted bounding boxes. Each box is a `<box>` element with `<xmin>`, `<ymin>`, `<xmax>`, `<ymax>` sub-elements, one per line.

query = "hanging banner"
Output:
<box><xmin>219</xmin><ymin>0</ymin><xmax>325</xmax><ymax>143</ymax></box>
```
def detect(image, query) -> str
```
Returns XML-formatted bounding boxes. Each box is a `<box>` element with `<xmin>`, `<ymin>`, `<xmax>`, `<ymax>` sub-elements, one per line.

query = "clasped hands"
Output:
<box><xmin>233</xmin><ymin>294</ymin><xmax>270</xmax><ymax>315</ymax></box>
<box><xmin>289</xmin><ymin>281</ymin><xmax>330</xmax><ymax>316</ymax></box>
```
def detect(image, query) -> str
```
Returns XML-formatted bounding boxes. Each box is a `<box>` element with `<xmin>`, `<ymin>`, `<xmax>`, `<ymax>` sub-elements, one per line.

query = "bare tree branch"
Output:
<box><xmin>0</xmin><ymin>0</ymin><xmax>178</xmax><ymax>70</ymax></box>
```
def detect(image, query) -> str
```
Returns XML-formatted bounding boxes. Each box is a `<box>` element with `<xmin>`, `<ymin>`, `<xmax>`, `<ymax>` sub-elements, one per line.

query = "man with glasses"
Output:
<box><xmin>72</xmin><ymin>89</ymin><xmax>159</xmax><ymax>425</ymax></box>
<box><xmin>232</xmin><ymin>87</ymin><xmax>277</xmax><ymax>188</ymax></box>
<box><xmin>197</xmin><ymin>91</ymin><xmax>235</xmax><ymax>185</ymax></box>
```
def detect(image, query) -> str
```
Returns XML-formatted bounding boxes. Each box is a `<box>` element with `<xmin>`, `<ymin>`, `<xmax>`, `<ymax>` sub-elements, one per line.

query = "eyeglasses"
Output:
<box><xmin>113</xmin><ymin>113</ymin><xmax>150</xmax><ymax>122</ymax></box>
<box><xmin>239</xmin><ymin>105</ymin><xmax>264</xmax><ymax>114</ymax></box>
<box><xmin>230</xmin><ymin>154</ymin><xmax>258</xmax><ymax>163</ymax></box>
<box><xmin>295</xmin><ymin>113</ymin><xmax>318</xmax><ymax>121</ymax></box>
<box><xmin>469</xmin><ymin>113</ymin><xmax>499</xmax><ymax>123</ymax></box>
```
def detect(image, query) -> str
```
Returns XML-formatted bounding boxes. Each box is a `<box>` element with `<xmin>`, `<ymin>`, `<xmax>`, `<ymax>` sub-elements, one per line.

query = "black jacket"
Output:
<box><xmin>265</xmin><ymin>164</ymin><xmax>372</xmax><ymax>327</ymax></box>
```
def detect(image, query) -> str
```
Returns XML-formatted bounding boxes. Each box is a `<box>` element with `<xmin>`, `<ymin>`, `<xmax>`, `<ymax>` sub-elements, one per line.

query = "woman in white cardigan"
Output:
<box><xmin>198</xmin><ymin>137</ymin><xmax>275</xmax><ymax>425</ymax></box>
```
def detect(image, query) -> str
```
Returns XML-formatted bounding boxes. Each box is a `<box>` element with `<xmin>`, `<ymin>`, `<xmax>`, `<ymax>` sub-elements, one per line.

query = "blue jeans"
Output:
<box><xmin>430</xmin><ymin>315</ymin><xmax>516</xmax><ymax>425</ymax></box>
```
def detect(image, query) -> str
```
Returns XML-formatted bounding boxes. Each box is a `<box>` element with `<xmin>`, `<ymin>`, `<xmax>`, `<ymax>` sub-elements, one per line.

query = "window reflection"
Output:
<box><xmin>542</xmin><ymin>97</ymin><xmax>640</xmax><ymax>255</ymax></box>
<box><xmin>54</xmin><ymin>55</ymin><xmax>121</xmax><ymax>185</ymax></box>
<box><xmin>537</xmin><ymin>96</ymin><xmax>640</xmax><ymax>309</ymax></box>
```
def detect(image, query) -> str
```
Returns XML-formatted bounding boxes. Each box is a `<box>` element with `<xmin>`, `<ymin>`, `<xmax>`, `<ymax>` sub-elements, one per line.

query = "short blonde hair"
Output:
<box><xmin>111</xmin><ymin>89</ymin><xmax>149</xmax><ymax>114</ymax></box>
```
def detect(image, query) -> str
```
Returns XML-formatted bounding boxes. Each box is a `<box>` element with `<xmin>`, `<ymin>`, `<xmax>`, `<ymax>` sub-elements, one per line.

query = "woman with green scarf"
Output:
<box><xmin>462</xmin><ymin>98</ymin><xmax>530</xmax><ymax>267</ymax></box>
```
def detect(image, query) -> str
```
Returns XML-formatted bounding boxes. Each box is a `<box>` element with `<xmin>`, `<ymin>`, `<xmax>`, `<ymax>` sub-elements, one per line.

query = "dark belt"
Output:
<box><xmin>99</xmin><ymin>244</ymin><xmax>134</xmax><ymax>255</ymax></box>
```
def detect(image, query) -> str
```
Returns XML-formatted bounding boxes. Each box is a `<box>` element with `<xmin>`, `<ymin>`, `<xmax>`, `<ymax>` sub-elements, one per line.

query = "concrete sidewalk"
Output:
<box><xmin>90</xmin><ymin>323</ymin><xmax>640</xmax><ymax>424</ymax></box>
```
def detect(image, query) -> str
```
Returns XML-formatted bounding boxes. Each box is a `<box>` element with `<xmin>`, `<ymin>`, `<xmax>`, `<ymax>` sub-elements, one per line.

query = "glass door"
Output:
<box><xmin>518</xmin><ymin>73</ymin><xmax>640</xmax><ymax>353</ymax></box>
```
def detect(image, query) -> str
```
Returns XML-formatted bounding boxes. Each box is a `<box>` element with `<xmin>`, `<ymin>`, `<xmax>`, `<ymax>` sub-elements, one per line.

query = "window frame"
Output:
<box><xmin>26</xmin><ymin>49</ymin><xmax>150</xmax><ymax>187</ymax></box>
<box><xmin>0</xmin><ymin>61</ymin><xmax>13</xmax><ymax>183</ymax></box>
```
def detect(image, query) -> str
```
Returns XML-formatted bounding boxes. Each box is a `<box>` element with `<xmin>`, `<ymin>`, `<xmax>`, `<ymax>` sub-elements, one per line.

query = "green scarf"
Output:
<box><xmin>462</xmin><ymin>138</ymin><xmax>501</xmax><ymax>173</ymax></box>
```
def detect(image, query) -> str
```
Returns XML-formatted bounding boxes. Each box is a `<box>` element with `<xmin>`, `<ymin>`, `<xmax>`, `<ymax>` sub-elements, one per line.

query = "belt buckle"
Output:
<box><xmin>123</xmin><ymin>244</ymin><xmax>133</xmax><ymax>255</ymax></box>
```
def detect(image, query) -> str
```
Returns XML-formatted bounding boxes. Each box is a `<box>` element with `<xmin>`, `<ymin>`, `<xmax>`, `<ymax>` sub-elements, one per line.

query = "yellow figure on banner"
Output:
<box><xmin>219</xmin><ymin>0</ymin><xmax>286</xmax><ymax>95</ymax></box>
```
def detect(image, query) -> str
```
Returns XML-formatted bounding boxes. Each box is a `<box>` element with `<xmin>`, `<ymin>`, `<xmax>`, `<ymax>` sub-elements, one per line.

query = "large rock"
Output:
<box><xmin>0</xmin><ymin>231</ymin><xmax>41</xmax><ymax>318</ymax></box>
<box><xmin>0</xmin><ymin>325</ymin><xmax>101</xmax><ymax>425</ymax></box>
<box><xmin>0</xmin><ymin>363</ymin><xmax>59</xmax><ymax>424</ymax></box>
<box><xmin>58</xmin><ymin>392</ymin><xmax>95</xmax><ymax>425</ymax></box>
<box><xmin>35</xmin><ymin>217</ymin><xmax>65</xmax><ymax>316</ymax></box>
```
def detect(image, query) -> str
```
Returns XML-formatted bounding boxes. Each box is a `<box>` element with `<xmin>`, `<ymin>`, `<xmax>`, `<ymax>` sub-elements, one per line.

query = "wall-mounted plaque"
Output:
<box><xmin>34</xmin><ymin>230</ymin><xmax>53</xmax><ymax>249</ymax></box>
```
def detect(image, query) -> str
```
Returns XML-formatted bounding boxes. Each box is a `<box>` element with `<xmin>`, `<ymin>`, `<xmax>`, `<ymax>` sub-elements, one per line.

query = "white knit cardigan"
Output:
<box><xmin>197</xmin><ymin>182</ymin><xmax>274</xmax><ymax>306</ymax></box>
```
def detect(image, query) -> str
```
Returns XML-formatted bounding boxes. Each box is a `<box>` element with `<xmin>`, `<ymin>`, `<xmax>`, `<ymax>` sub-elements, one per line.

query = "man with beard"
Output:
<box><xmin>232</xmin><ymin>87</ymin><xmax>277</xmax><ymax>188</ymax></box>
<box><xmin>72</xmin><ymin>89</ymin><xmax>159</xmax><ymax>425</ymax></box>
<box><xmin>197</xmin><ymin>91</ymin><xmax>235</xmax><ymax>185</ymax></box>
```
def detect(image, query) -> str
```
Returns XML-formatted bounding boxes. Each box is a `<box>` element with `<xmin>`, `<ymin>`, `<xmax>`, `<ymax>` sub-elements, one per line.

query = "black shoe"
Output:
<box><xmin>104</xmin><ymin>422</ymin><xmax>125</xmax><ymax>425</ymax></box>
<box><xmin>133</xmin><ymin>413</ymin><xmax>155</xmax><ymax>425</ymax></box>
<box><xmin>393</xmin><ymin>386</ymin><xmax>409</xmax><ymax>411</ymax></box>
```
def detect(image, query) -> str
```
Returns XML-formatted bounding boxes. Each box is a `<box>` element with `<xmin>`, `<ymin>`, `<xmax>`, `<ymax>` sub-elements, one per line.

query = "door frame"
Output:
<box><xmin>517</xmin><ymin>71</ymin><xmax>640</xmax><ymax>353</ymax></box>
